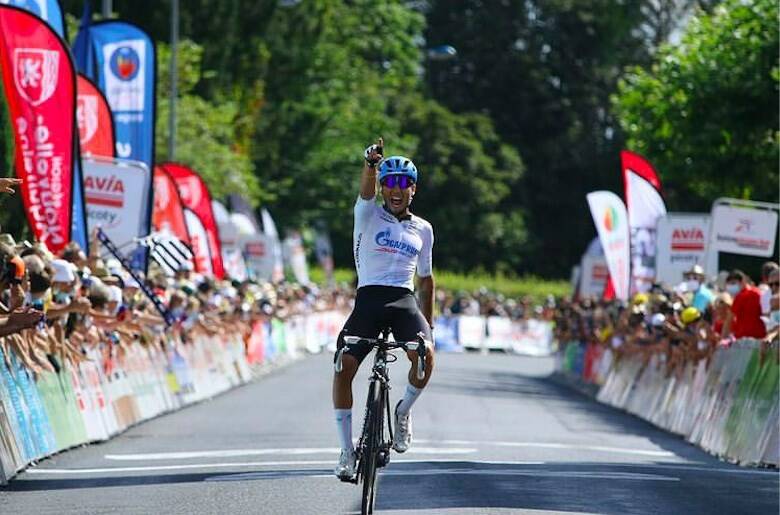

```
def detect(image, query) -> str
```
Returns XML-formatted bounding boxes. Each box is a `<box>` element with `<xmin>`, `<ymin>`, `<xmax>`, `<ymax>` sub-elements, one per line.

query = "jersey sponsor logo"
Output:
<box><xmin>374</xmin><ymin>228</ymin><xmax>420</xmax><ymax>257</ymax></box>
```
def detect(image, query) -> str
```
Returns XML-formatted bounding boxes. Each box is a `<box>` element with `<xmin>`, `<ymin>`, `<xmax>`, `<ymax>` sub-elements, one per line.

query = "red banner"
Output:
<box><xmin>0</xmin><ymin>6</ymin><xmax>76</xmax><ymax>253</ymax></box>
<box><xmin>160</xmin><ymin>163</ymin><xmax>225</xmax><ymax>278</ymax></box>
<box><xmin>76</xmin><ymin>74</ymin><xmax>114</xmax><ymax>157</ymax></box>
<box><xmin>152</xmin><ymin>165</ymin><xmax>191</xmax><ymax>247</ymax></box>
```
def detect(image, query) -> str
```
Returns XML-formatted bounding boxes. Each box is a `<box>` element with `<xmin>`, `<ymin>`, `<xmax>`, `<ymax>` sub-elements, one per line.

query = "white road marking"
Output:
<box><xmin>104</xmin><ymin>447</ymin><xmax>476</xmax><ymax>461</ymax></box>
<box><xmin>25</xmin><ymin>459</ymin><xmax>535</xmax><ymax>475</ymax></box>
<box><xmin>415</xmin><ymin>439</ymin><xmax>675</xmax><ymax>458</ymax></box>
<box><xmin>24</xmin><ymin>459</ymin><xmax>776</xmax><ymax>477</ymax></box>
<box><xmin>205</xmin><ymin>469</ymin><xmax>680</xmax><ymax>482</ymax></box>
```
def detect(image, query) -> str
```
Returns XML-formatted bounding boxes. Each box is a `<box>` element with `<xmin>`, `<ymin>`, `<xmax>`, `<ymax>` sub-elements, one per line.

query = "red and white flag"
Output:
<box><xmin>0</xmin><ymin>7</ymin><xmax>77</xmax><ymax>252</ymax></box>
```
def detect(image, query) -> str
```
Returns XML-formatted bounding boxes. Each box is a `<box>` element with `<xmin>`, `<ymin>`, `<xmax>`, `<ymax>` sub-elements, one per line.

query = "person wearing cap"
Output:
<box><xmin>684</xmin><ymin>264</ymin><xmax>714</xmax><ymax>313</ymax></box>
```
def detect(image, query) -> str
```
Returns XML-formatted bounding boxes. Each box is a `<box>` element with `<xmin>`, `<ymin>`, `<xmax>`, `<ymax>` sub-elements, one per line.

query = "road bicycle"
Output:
<box><xmin>334</xmin><ymin>328</ymin><xmax>428</xmax><ymax>515</ymax></box>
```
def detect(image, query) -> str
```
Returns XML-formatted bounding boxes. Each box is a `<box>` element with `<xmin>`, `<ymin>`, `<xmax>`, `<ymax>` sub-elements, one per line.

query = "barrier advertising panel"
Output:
<box><xmin>710</xmin><ymin>202</ymin><xmax>778</xmax><ymax>257</ymax></box>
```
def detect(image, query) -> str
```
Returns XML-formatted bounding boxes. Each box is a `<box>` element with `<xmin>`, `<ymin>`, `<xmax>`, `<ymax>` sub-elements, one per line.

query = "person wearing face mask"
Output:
<box><xmin>723</xmin><ymin>269</ymin><xmax>766</xmax><ymax>339</ymax></box>
<box><xmin>683</xmin><ymin>264</ymin><xmax>714</xmax><ymax>313</ymax></box>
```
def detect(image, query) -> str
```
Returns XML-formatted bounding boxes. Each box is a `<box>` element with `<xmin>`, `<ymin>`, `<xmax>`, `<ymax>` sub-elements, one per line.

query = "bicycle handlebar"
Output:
<box><xmin>334</xmin><ymin>334</ymin><xmax>430</xmax><ymax>380</ymax></box>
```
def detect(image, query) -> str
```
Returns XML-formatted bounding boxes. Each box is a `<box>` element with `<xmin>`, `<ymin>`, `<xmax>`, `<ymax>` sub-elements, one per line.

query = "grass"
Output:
<box><xmin>309</xmin><ymin>267</ymin><xmax>570</xmax><ymax>302</ymax></box>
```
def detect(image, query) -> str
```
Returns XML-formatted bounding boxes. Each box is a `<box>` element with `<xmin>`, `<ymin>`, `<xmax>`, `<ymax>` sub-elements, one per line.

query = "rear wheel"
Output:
<box><xmin>361</xmin><ymin>381</ymin><xmax>383</xmax><ymax>514</ymax></box>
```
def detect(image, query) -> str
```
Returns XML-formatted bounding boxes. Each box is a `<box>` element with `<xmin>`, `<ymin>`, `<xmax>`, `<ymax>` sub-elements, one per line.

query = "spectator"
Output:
<box><xmin>758</xmin><ymin>261</ymin><xmax>779</xmax><ymax>316</ymax></box>
<box><xmin>724</xmin><ymin>269</ymin><xmax>766</xmax><ymax>339</ymax></box>
<box><xmin>684</xmin><ymin>264</ymin><xmax>715</xmax><ymax>313</ymax></box>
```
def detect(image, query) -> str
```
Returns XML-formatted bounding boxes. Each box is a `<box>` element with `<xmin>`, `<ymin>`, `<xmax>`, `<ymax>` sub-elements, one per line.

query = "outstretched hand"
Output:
<box><xmin>364</xmin><ymin>137</ymin><xmax>384</xmax><ymax>167</ymax></box>
<box><xmin>0</xmin><ymin>178</ymin><xmax>22</xmax><ymax>194</ymax></box>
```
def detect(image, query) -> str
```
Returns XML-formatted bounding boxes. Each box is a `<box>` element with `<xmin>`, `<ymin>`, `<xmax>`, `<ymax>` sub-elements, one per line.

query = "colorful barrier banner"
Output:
<box><xmin>83</xmin><ymin>157</ymin><xmax>151</xmax><ymax>252</ymax></box>
<box><xmin>622</xmin><ymin>151</ymin><xmax>666</xmax><ymax>294</ymax></box>
<box><xmin>0</xmin><ymin>6</ymin><xmax>77</xmax><ymax>253</ymax></box>
<box><xmin>559</xmin><ymin>339</ymin><xmax>779</xmax><ymax>467</ymax></box>
<box><xmin>73</xmin><ymin>19</ymin><xmax>156</xmax><ymax>170</ymax></box>
<box><xmin>76</xmin><ymin>73</ymin><xmax>115</xmax><ymax>157</ymax></box>
<box><xmin>161</xmin><ymin>163</ymin><xmax>225</xmax><ymax>278</ymax></box>
<box><xmin>587</xmin><ymin>191</ymin><xmax>631</xmax><ymax>301</ymax></box>
<box><xmin>0</xmin><ymin>311</ymin><xmax>348</xmax><ymax>484</ymax></box>
<box><xmin>2</xmin><ymin>0</ymin><xmax>65</xmax><ymax>38</ymax></box>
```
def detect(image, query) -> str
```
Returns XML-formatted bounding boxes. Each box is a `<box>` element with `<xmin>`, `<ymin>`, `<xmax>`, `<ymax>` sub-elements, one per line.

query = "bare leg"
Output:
<box><xmin>333</xmin><ymin>354</ymin><xmax>359</xmax><ymax>409</ymax></box>
<box><xmin>405</xmin><ymin>344</ymin><xmax>435</xmax><ymax>389</ymax></box>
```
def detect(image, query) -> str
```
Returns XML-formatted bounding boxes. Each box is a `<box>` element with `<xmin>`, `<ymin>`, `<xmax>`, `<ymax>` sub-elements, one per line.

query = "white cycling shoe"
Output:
<box><xmin>393</xmin><ymin>401</ymin><xmax>412</xmax><ymax>453</ymax></box>
<box><xmin>335</xmin><ymin>448</ymin><xmax>356</xmax><ymax>479</ymax></box>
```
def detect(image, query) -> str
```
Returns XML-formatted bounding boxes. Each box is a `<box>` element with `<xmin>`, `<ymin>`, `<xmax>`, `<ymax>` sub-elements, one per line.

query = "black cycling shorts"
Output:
<box><xmin>336</xmin><ymin>285</ymin><xmax>432</xmax><ymax>364</ymax></box>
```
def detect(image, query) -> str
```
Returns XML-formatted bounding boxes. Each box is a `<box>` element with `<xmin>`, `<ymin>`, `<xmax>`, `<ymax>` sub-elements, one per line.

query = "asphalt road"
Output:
<box><xmin>0</xmin><ymin>352</ymin><xmax>777</xmax><ymax>515</ymax></box>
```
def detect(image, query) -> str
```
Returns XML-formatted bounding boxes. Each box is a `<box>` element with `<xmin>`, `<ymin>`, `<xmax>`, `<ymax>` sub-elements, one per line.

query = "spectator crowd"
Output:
<box><xmin>0</xmin><ymin>177</ymin><xmax>354</xmax><ymax>378</ymax></box>
<box><xmin>553</xmin><ymin>262</ymin><xmax>780</xmax><ymax>374</ymax></box>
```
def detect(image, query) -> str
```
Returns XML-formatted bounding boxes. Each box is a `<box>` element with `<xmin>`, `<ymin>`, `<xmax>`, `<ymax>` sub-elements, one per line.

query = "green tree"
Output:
<box><xmin>613</xmin><ymin>0</ymin><xmax>778</xmax><ymax>208</ymax></box>
<box><xmin>397</xmin><ymin>96</ymin><xmax>527</xmax><ymax>273</ymax></box>
<box><xmin>423</xmin><ymin>0</ymin><xmax>655</xmax><ymax>277</ymax></box>
<box><xmin>155</xmin><ymin>40</ymin><xmax>260</xmax><ymax>202</ymax></box>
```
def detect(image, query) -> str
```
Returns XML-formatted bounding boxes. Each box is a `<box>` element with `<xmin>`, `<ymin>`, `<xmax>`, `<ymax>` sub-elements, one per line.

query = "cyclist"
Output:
<box><xmin>333</xmin><ymin>138</ymin><xmax>435</xmax><ymax>479</ymax></box>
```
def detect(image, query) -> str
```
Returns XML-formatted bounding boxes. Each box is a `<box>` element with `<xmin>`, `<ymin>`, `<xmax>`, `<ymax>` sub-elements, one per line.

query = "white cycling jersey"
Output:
<box><xmin>353</xmin><ymin>196</ymin><xmax>434</xmax><ymax>291</ymax></box>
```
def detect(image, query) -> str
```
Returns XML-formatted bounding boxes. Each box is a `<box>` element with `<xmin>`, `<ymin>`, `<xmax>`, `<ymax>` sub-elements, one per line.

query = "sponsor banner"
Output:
<box><xmin>151</xmin><ymin>165</ymin><xmax>190</xmax><ymax>246</ymax></box>
<box><xmin>243</xmin><ymin>233</ymin><xmax>276</xmax><ymax>281</ymax></box>
<box><xmin>710</xmin><ymin>203</ymin><xmax>778</xmax><ymax>257</ymax></box>
<box><xmin>580</xmin><ymin>255</ymin><xmax>609</xmax><ymax>298</ymax></box>
<box><xmin>283</xmin><ymin>231</ymin><xmax>309</xmax><ymax>285</ymax></box>
<box><xmin>227</xmin><ymin>194</ymin><xmax>260</xmax><ymax>232</ymax></box>
<box><xmin>0</xmin><ymin>0</ymin><xmax>65</xmax><ymax>38</ymax></box>
<box><xmin>212</xmin><ymin>200</ymin><xmax>247</xmax><ymax>281</ymax></box>
<box><xmin>76</xmin><ymin>74</ymin><xmax>114</xmax><ymax>157</ymax></box>
<box><xmin>587</xmin><ymin>191</ymin><xmax>631</xmax><ymax>301</ymax></box>
<box><xmin>261</xmin><ymin>209</ymin><xmax>285</xmax><ymax>282</ymax></box>
<box><xmin>73</xmin><ymin>20</ymin><xmax>155</xmax><ymax>171</ymax></box>
<box><xmin>0</xmin><ymin>6</ymin><xmax>76</xmax><ymax>253</ymax></box>
<box><xmin>622</xmin><ymin>151</ymin><xmax>666</xmax><ymax>294</ymax></box>
<box><xmin>183</xmin><ymin>208</ymin><xmax>213</xmax><ymax>276</ymax></box>
<box><xmin>578</xmin><ymin>237</ymin><xmax>608</xmax><ymax>298</ymax></box>
<box><xmin>83</xmin><ymin>157</ymin><xmax>150</xmax><ymax>252</ymax></box>
<box><xmin>656</xmin><ymin>213</ymin><xmax>713</xmax><ymax>285</ymax></box>
<box><xmin>160</xmin><ymin>163</ymin><xmax>224</xmax><ymax>278</ymax></box>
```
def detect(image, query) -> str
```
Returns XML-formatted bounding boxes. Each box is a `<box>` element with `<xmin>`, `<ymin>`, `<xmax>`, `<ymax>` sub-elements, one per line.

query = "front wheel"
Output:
<box><xmin>361</xmin><ymin>381</ymin><xmax>383</xmax><ymax>514</ymax></box>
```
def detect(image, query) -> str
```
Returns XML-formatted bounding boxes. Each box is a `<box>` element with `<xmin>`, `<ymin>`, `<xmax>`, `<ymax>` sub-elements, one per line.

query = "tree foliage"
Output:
<box><xmin>613</xmin><ymin>0</ymin><xmax>778</xmax><ymax>208</ymax></box>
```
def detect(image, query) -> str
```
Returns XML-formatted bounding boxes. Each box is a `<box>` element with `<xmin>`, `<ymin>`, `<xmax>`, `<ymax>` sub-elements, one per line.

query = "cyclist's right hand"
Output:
<box><xmin>364</xmin><ymin>137</ymin><xmax>384</xmax><ymax>167</ymax></box>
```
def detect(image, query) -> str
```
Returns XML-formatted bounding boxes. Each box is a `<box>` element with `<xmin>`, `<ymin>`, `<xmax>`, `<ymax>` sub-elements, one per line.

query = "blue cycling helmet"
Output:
<box><xmin>378</xmin><ymin>156</ymin><xmax>418</xmax><ymax>183</ymax></box>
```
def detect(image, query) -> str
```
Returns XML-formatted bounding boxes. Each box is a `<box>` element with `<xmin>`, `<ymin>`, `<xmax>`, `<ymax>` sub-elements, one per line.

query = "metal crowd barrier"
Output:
<box><xmin>557</xmin><ymin>339</ymin><xmax>779</xmax><ymax>467</ymax></box>
<box><xmin>0</xmin><ymin>311</ymin><xmax>346</xmax><ymax>484</ymax></box>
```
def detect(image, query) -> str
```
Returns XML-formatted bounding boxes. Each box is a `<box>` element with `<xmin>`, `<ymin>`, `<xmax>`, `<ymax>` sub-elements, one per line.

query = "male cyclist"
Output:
<box><xmin>333</xmin><ymin>138</ymin><xmax>435</xmax><ymax>479</ymax></box>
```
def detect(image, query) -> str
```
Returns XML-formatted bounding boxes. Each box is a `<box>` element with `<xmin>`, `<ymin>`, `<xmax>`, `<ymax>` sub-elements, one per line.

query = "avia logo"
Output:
<box><xmin>77</xmin><ymin>94</ymin><xmax>99</xmax><ymax>144</ymax></box>
<box><xmin>85</xmin><ymin>175</ymin><xmax>125</xmax><ymax>207</ymax></box>
<box><xmin>735</xmin><ymin>218</ymin><xmax>754</xmax><ymax>234</ymax></box>
<box><xmin>603</xmin><ymin>206</ymin><xmax>620</xmax><ymax>232</ymax></box>
<box><xmin>374</xmin><ymin>228</ymin><xmax>420</xmax><ymax>257</ymax></box>
<box><xmin>110</xmin><ymin>46</ymin><xmax>140</xmax><ymax>81</ymax></box>
<box><xmin>671</xmin><ymin>227</ymin><xmax>705</xmax><ymax>251</ymax></box>
<box><xmin>13</xmin><ymin>48</ymin><xmax>59</xmax><ymax>106</ymax></box>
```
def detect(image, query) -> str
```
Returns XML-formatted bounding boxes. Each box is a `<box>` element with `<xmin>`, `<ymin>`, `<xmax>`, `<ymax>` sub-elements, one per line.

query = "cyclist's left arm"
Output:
<box><xmin>416</xmin><ymin>222</ymin><xmax>435</xmax><ymax>328</ymax></box>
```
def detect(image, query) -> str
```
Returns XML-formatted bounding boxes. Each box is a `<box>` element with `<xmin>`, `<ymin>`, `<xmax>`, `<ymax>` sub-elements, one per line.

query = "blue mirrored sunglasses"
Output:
<box><xmin>381</xmin><ymin>175</ymin><xmax>415</xmax><ymax>189</ymax></box>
